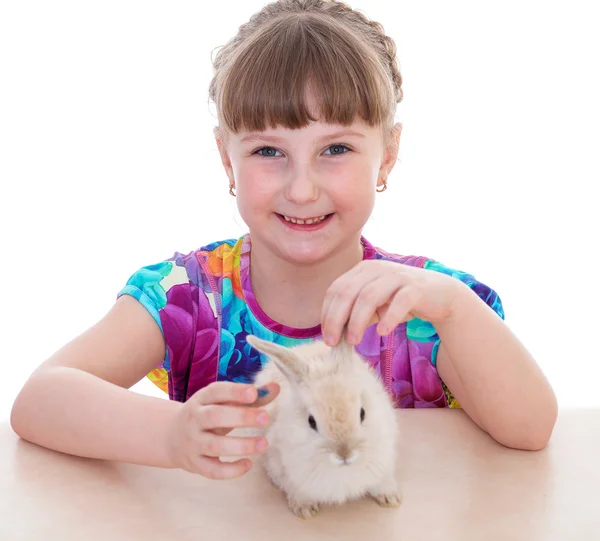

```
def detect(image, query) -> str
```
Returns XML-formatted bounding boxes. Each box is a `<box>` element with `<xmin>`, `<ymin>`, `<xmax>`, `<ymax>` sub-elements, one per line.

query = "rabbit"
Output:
<box><xmin>245</xmin><ymin>334</ymin><xmax>401</xmax><ymax>519</ymax></box>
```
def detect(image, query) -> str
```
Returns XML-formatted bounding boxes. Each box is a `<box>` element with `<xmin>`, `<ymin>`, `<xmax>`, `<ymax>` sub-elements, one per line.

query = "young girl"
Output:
<box><xmin>10</xmin><ymin>0</ymin><xmax>557</xmax><ymax>480</ymax></box>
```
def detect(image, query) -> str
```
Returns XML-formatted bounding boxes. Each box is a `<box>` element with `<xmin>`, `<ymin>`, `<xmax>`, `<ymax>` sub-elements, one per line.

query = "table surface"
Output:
<box><xmin>1</xmin><ymin>409</ymin><xmax>598</xmax><ymax>541</ymax></box>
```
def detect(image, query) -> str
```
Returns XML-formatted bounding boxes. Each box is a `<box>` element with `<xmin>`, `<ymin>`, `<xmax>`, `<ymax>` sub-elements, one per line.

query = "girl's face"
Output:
<box><xmin>216</xmin><ymin>114</ymin><xmax>401</xmax><ymax>267</ymax></box>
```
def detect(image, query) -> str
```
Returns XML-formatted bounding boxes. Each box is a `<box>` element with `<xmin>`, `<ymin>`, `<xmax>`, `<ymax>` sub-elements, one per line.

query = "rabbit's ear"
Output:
<box><xmin>246</xmin><ymin>335</ymin><xmax>308</xmax><ymax>382</ymax></box>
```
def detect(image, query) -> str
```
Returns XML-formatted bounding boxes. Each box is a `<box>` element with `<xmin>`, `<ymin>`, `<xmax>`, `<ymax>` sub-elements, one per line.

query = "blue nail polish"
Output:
<box><xmin>257</xmin><ymin>387</ymin><xmax>269</xmax><ymax>399</ymax></box>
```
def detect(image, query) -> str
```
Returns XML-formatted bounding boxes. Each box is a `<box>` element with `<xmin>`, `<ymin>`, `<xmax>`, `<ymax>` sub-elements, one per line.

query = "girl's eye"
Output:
<box><xmin>255</xmin><ymin>146</ymin><xmax>282</xmax><ymax>158</ymax></box>
<box><xmin>253</xmin><ymin>144</ymin><xmax>351</xmax><ymax>158</ymax></box>
<box><xmin>323</xmin><ymin>144</ymin><xmax>350</xmax><ymax>156</ymax></box>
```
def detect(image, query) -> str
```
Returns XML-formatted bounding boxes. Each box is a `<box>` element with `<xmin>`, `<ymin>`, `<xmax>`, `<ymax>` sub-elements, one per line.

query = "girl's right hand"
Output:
<box><xmin>165</xmin><ymin>381</ymin><xmax>280</xmax><ymax>479</ymax></box>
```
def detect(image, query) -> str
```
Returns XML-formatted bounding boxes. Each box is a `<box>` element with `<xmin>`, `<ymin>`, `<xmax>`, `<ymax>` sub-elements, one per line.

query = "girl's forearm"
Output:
<box><xmin>10</xmin><ymin>367</ymin><xmax>182</xmax><ymax>467</ymax></box>
<box><xmin>436</xmin><ymin>286</ymin><xmax>558</xmax><ymax>450</ymax></box>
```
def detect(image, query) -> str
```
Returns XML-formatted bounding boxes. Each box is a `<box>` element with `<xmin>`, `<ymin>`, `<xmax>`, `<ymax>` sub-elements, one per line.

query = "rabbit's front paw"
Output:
<box><xmin>288</xmin><ymin>499</ymin><xmax>321</xmax><ymax>519</ymax></box>
<box><xmin>369</xmin><ymin>491</ymin><xmax>402</xmax><ymax>508</ymax></box>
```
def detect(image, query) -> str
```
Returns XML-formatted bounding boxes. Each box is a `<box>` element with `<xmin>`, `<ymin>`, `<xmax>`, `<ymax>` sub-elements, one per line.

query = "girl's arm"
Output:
<box><xmin>10</xmin><ymin>295</ymin><xmax>182</xmax><ymax>467</ymax></box>
<box><xmin>435</xmin><ymin>286</ymin><xmax>558</xmax><ymax>451</ymax></box>
<box><xmin>321</xmin><ymin>259</ymin><xmax>557</xmax><ymax>451</ymax></box>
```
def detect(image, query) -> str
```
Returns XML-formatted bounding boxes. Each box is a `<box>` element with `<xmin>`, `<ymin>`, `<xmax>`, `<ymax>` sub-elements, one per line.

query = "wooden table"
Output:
<box><xmin>1</xmin><ymin>409</ymin><xmax>597</xmax><ymax>540</ymax></box>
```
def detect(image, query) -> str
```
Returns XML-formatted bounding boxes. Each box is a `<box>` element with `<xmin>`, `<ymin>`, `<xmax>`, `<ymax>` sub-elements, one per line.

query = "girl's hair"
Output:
<box><xmin>209</xmin><ymin>0</ymin><xmax>403</xmax><ymax>141</ymax></box>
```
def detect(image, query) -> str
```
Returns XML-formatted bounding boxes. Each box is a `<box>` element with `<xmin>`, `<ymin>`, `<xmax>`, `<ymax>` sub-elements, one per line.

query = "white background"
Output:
<box><xmin>1</xmin><ymin>1</ymin><xmax>598</xmax><ymax>421</ymax></box>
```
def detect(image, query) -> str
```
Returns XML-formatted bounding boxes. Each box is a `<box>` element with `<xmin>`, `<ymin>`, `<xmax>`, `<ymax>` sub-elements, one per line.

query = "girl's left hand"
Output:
<box><xmin>321</xmin><ymin>260</ymin><xmax>467</xmax><ymax>346</ymax></box>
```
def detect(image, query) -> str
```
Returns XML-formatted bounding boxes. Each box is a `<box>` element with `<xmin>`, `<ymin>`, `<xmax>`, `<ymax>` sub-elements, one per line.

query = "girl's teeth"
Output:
<box><xmin>283</xmin><ymin>215</ymin><xmax>327</xmax><ymax>225</ymax></box>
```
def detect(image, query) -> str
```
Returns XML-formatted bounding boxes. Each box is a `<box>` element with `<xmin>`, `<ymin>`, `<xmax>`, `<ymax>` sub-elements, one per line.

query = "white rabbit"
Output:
<box><xmin>246</xmin><ymin>334</ymin><xmax>401</xmax><ymax>519</ymax></box>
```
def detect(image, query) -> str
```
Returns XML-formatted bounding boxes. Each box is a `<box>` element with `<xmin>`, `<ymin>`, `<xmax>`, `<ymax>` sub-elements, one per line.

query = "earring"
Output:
<box><xmin>229</xmin><ymin>183</ymin><xmax>236</xmax><ymax>197</ymax></box>
<box><xmin>376</xmin><ymin>178</ymin><xmax>387</xmax><ymax>193</ymax></box>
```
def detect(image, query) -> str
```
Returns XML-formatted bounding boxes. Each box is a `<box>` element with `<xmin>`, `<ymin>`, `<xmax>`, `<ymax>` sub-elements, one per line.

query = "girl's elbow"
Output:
<box><xmin>510</xmin><ymin>431</ymin><xmax>552</xmax><ymax>451</ymax></box>
<box><xmin>491</xmin><ymin>427</ymin><xmax>552</xmax><ymax>451</ymax></box>
<box><xmin>9</xmin><ymin>382</ymin><xmax>40</xmax><ymax>441</ymax></box>
<box><xmin>496</xmin><ymin>401</ymin><xmax>558</xmax><ymax>451</ymax></box>
<box><xmin>530</xmin><ymin>390</ymin><xmax>559</xmax><ymax>450</ymax></box>
<box><xmin>10</xmin><ymin>391</ymin><xmax>29</xmax><ymax>439</ymax></box>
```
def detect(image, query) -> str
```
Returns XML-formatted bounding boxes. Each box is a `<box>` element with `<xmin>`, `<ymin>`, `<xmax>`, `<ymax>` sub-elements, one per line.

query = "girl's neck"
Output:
<box><xmin>248</xmin><ymin>234</ymin><xmax>364</xmax><ymax>330</ymax></box>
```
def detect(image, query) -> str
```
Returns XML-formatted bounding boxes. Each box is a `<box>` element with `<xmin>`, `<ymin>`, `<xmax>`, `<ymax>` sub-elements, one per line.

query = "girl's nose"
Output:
<box><xmin>284</xmin><ymin>168</ymin><xmax>319</xmax><ymax>204</ymax></box>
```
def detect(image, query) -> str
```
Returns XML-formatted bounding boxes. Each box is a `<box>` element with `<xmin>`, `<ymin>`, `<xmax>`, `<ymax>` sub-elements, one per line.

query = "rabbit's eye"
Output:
<box><xmin>360</xmin><ymin>407</ymin><xmax>366</xmax><ymax>422</ymax></box>
<box><xmin>308</xmin><ymin>415</ymin><xmax>317</xmax><ymax>431</ymax></box>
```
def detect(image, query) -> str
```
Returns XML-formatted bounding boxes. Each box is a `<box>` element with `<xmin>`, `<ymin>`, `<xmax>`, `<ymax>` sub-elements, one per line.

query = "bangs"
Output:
<box><xmin>215</xmin><ymin>13</ymin><xmax>395</xmax><ymax>134</ymax></box>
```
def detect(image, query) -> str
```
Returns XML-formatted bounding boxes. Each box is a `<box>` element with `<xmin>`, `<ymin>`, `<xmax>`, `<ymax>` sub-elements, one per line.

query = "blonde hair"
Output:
<box><xmin>209</xmin><ymin>0</ymin><xmax>403</xmax><ymax>143</ymax></box>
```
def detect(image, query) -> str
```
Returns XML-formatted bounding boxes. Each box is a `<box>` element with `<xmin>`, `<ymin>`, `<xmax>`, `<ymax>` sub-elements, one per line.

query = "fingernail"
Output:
<box><xmin>245</xmin><ymin>389</ymin><xmax>256</xmax><ymax>401</ymax></box>
<box><xmin>324</xmin><ymin>335</ymin><xmax>335</xmax><ymax>346</ymax></box>
<box><xmin>257</xmin><ymin>412</ymin><xmax>269</xmax><ymax>425</ymax></box>
<box><xmin>347</xmin><ymin>333</ymin><xmax>357</xmax><ymax>344</ymax></box>
<box><xmin>257</xmin><ymin>387</ymin><xmax>269</xmax><ymax>399</ymax></box>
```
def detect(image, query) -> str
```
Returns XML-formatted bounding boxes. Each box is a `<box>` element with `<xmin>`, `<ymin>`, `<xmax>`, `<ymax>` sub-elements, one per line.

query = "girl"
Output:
<box><xmin>10</xmin><ymin>0</ymin><xmax>557</xmax><ymax>480</ymax></box>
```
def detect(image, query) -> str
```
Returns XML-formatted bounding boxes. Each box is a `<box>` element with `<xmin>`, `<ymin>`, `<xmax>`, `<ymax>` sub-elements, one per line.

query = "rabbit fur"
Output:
<box><xmin>246</xmin><ymin>335</ymin><xmax>401</xmax><ymax>519</ymax></box>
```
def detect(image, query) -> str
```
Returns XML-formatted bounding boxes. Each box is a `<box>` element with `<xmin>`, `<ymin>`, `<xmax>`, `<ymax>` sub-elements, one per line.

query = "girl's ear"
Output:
<box><xmin>214</xmin><ymin>127</ymin><xmax>235</xmax><ymax>184</ymax></box>
<box><xmin>379</xmin><ymin>122</ymin><xmax>402</xmax><ymax>179</ymax></box>
<box><xmin>246</xmin><ymin>335</ymin><xmax>308</xmax><ymax>383</ymax></box>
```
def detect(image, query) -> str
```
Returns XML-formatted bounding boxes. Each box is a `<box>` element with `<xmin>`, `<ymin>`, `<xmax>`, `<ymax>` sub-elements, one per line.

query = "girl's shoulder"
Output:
<box><xmin>118</xmin><ymin>236</ymin><xmax>243</xmax><ymax>303</ymax></box>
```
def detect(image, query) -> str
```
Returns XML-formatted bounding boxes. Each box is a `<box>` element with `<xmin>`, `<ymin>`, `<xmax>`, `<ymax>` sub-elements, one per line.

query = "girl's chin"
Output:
<box><xmin>276</xmin><ymin>237</ymin><xmax>361</xmax><ymax>267</ymax></box>
<box><xmin>274</xmin><ymin>243</ymin><xmax>332</xmax><ymax>264</ymax></box>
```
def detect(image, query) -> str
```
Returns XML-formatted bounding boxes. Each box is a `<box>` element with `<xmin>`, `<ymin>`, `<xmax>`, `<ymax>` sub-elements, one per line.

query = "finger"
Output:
<box><xmin>208</xmin><ymin>382</ymin><xmax>280</xmax><ymax>436</ymax></box>
<box><xmin>376</xmin><ymin>287</ymin><xmax>418</xmax><ymax>335</ymax></box>
<box><xmin>199</xmin><ymin>431</ymin><xmax>269</xmax><ymax>458</ymax></box>
<box><xmin>194</xmin><ymin>381</ymin><xmax>259</xmax><ymax>406</ymax></box>
<box><xmin>320</xmin><ymin>264</ymin><xmax>365</xmax><ymax>327</ymax></box>
<box><xmin>321</xmin><ymin>271</ymin><xmax>375</xmax><ymax>346</ymax></box>
<box><xmin>193</xmin><ymin>455</ymin><xmax>253</xmax><ymax>480</ymax></box>
<box><xmin>346</xmin><ymin>277</ymin><xmax>404</xmax><ymax>344</ymax></box>
<box><xmin>197</xmin><ymin>404</ymin><xmax>270</xmax><ymax>431</ymax></box>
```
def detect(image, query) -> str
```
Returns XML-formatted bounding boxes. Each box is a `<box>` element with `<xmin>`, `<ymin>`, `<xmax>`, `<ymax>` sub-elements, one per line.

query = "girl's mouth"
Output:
<box><xmin>276</xmin><ymin>213</ymin><xmax>334</xmax><ymax>230</ymax></box>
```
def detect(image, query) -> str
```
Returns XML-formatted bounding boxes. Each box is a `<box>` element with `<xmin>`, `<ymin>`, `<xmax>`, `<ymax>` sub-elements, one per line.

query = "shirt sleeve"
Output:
<box><xmin>116</xmin><ymin>255</ymin><xmax>194</xmax><ymax>396</ymax></box>
<box><xmin>422</xmin><ymin>259</ymin><xmax>505</xmax><ymax>322</ymax></box>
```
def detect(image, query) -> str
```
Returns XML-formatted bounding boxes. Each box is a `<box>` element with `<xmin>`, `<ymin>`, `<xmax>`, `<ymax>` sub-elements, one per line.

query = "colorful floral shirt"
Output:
<box><xmin>117</xmin><ymin>235</ymin><xmax>504</xmax><ymax>408</ymax></box>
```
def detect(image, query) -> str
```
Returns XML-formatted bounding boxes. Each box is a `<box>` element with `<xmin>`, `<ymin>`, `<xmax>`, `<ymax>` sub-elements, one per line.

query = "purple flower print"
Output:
<box><xmin>387</xmin><ymin>328</ymin><xmax>446</xmax><ymax>408</ymax></box>
<box><xmin>355</xmin><ymin>325</ymin><xmax>384</xmax><ymax>371</ymax></box>
<box><xmin>160</xmin><ymin>282</ymin><xmax>219</xmax><ymax>401</ymax></box>
<box><xmin>410</xmin><ymin>355</ymin><xmax>446</xmax><ymax>408</ymax></box>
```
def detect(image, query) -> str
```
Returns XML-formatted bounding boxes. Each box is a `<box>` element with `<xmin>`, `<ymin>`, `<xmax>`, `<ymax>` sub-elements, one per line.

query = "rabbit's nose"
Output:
<box><xmin>330</xmin><ymin>446</ymin><xmax>359</xmax><ymax>466</ymax></box>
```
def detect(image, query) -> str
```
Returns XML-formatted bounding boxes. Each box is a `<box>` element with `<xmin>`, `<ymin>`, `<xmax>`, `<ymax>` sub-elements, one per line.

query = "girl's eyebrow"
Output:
<box><xmin>240</xmin><ymin>129</ymin><xmax>366</xmax><ymax>145</ymax></box>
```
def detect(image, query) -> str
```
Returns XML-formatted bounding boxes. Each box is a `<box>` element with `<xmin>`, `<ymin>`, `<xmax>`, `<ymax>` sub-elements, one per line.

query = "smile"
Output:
<box><xmin>280</xmin><ymin>214</ymin><xmax>329</xmax><ymax>225</ymax></box>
